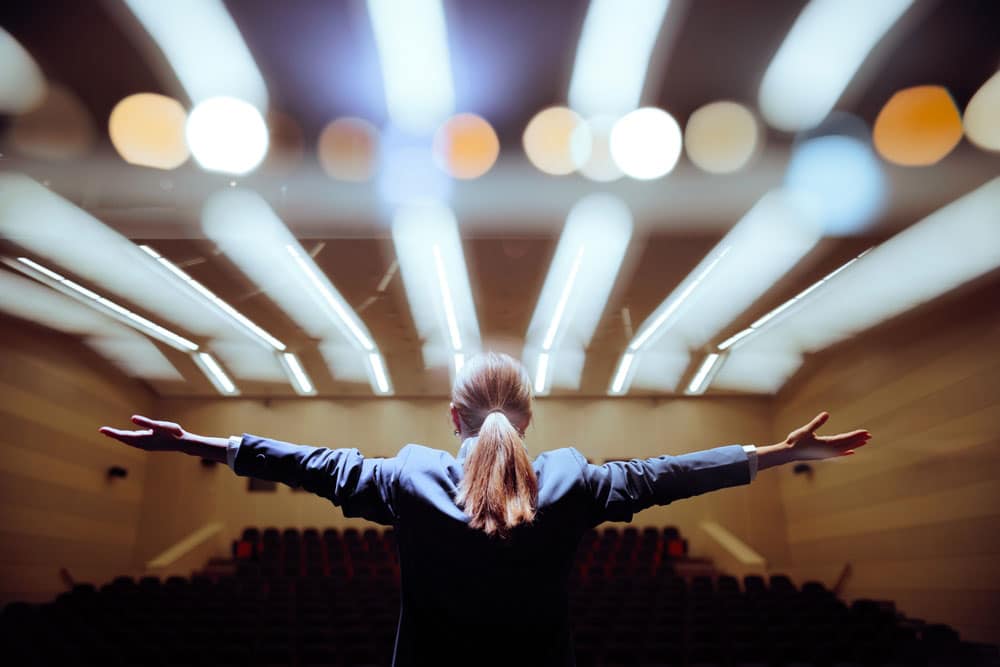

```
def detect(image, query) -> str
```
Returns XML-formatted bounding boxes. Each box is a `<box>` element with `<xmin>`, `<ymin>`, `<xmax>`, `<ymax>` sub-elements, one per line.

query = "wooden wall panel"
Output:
<box><xmin>772</xmin><ymin>276</ymin><xmax>1000</xmax><ymax>644</ymax></box>
<box><xmin>0</xmin><ymin>318</ymin><xmax>155</xmax><ymax>605</ymax></box>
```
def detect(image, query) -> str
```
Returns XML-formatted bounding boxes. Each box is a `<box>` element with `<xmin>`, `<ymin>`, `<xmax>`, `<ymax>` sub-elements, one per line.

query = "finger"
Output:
<box><xmin>822</xmin><ymin>432</ymin><xmax>871</xmax><ymax>449</ymax></box>
<box><xmin>806</xmin><ymin>411</ymin><xmax>829</xmax><ymax>433</ymax></box>
<box><xmin>840</xmin><ymin>450</ymin><xmax>855</xmax><ymax>456</ymax></box>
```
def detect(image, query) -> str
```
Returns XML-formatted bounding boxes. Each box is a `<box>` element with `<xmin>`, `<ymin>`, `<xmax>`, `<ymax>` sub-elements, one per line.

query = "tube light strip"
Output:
<box><xmin>368</xmin><ymin>353</ymin><xmax>391</xmax><ymax>394</ymax></box>
<box><xmin>542</xmin><ymin>246</ymin><xmax>585</xmax><ymax>351</ymax></box>
<box><xmin>140</xmin><ymin>245</ymin><xmax>286</xmax><ymax>351</ymax></box>
<box><xmin>685</xmin><ymin>353</ymin><xmax>721</xmax><ymax>395</ymax></box>
<box><xmin>534</xmin><ymin>352</ymin><xmax>550</xmax><ymax>394</ymax></box>
<box><xmin>629</xmin><ymin>247</ymin><xmax>731</xmax><ymax>351</ymax></box>
<box><xmin>194</xmin><ymin>351</ymin><xmax>238</xmax><ymax>395</ymax></box>
<box><xmin>433</xmin><ymin>244</ymin><xmax>462</xmax><ymax>353</ymax></box>
<box><xmin>454</xmin><ymin>352</ymin><xmax>465</xmax><ymax>374</ymax></box>
<box><xmin>609</xmin><ymin>351</ymin><xmax>635</xmax><ymax>395</ymax></box>
<box><xmin>717</xmin><ymin>247</ymin><xmax>873</xmax><ymax>351</ymax></box>
<box><xmin>279</xmin><ymin>352</ymin><xmax>315</xmax><ymax>396</ymax></box>
<box><xmin>12</xmin><ymin>257</ymin><xmax>199</xmax><ymax>352</ymax></box>
<box><xmin>286</xmin><ymin>244</ymin><xmax>374</xmax><ymax>351</ymax></box>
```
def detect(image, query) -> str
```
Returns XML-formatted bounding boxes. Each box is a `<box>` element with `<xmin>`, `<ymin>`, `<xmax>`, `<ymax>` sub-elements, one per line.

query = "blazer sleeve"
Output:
<box><xmin>571</xmin><ymin>445</ymin><xmax>753</xmax><ymax>524</ymax></box>
<box><xmin>228</xmin><ymin>433</ymin><xmax>407</xmax><ymax>526</ymax></box>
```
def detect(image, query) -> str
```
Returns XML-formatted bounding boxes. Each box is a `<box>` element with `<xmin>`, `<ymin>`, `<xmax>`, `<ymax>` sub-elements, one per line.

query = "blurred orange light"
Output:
<box><xmin>523</xmin><ymin>107</ymin><xmax>587</xmax><ymax>176</ymax></box>
<box><xmin>266</xmin><ymin>109</ymin><xmax>305</xmax><ymax>170</ymax></box>
<box><xmin>873</xmin><ymin>85</ymin><xmax>963</xmax><ymax>166</ymax></box>
<box><xmin>109</xmin><ymin>93</ymin><xmax>189</xmax><ymax>169</ymax></box>
<box><xmin>684</xmin><ymin>101</ymin><xmax>760</xmax><ymax>174</ymax></box>
<box><xmin>10</xmin><ymin>83</ymin><xmax>94</xmax><ymax>160</ymax></box>
<box><xmin>963</xmin><ymin>70</ymin><xmax>1000</xmax><ymax>152</ymax></box>
<box><xmin>433</xmin><ymin>113</ymin><xmax>499</xmax><ymax>179</ymax></box>
<box><xmin>317</xmin><ymin>117</ymin><xmax>379</xmax><ymax>182</ymax></box>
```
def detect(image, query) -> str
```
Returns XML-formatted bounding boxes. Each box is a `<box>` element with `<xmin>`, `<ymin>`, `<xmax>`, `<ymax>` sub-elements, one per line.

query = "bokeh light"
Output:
<box><xmin>379</xmin><ymin>128</ymin><xmax>451</xmax><ymax>206</ymax></box>
<box><xmin>185</xmin><ymin>96</ymin><xmax>268</xmax><ymax>175</ymax></box>
<box><xmin>265</xmin><ymin>109</ymin><xmax>305</xmax><ymax>170</ymax></box>
<box><xmin>523</xmin><ymin>107</ymin><xmax>588</xmax><ymax>176</ymax></box>
<box><xmin>963</xmin><ymin>70</ymin><xmax>1000</xmax><ymax>152</ymax></box>
<box><xmin>432</xmin><ymin>113</ymin><xmax>500</xmax><ymax>179</ymax></box>
<box><xmin>108</xmin><ymin>93</ymin><xmax>189</xmax><ymax>170</ymax></box>
<box><xmin>609</xmin><ymin>107</ymin><xmax>682</xmax><ymax>180</ymax></box>
<box><xmin>873</xmin><ymin>85</ymin><xmax>963</xmax><ymax>166</ymax></box>
<box><xmin>575</xmin><ymin>114</ymin><xmax>622</xmax><ymax>182</ymax></box>
<box><xmin>9</xmin><ymin>83</ymin><xmax>95</xmax><ymax>160</ymax></box>
<box><xmin>318</xmin><ymin>117</ymin><xmax>379</xmax><ymax>182</ymax></box>
<box><xmin>684</xmin><ymin>101</ymin><xmax>760</xmax><ymax>174</ymax></box>
<box><xmin>785</xmin><ymin>133</ymin><xmax>887</xmax><ymax>235</ymax></box>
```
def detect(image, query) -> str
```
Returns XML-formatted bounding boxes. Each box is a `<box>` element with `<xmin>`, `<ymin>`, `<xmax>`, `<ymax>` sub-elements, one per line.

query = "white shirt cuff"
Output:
<box><xmin>226</xmin><ymin>435</ymin><xmax>242</xmax><ymax>469</ymax></box>
<box><xmin>743</xmin><ymin>444</ymin><xmax>758</xmax><ymax>481</ymax></box>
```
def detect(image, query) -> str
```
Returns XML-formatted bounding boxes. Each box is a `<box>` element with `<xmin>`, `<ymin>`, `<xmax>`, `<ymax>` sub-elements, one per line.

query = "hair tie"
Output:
<box><xmin>487</xmin><ymin>408</ymin><xmax>505</xmax><ymax>415</ymax></box>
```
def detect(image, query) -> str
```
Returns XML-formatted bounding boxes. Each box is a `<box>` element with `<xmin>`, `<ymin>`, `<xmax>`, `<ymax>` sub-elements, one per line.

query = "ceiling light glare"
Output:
<box><xmin>109</xmin><ymin>93</ymin><xmax>190</xmax><ymax>169</ymax></box>
<box><xmin>964</xmin><ymin>70</ymin><xmax>1000</xmax><ymax>151</ymax></box>
<box><xmin>318</xmin><ymin>117</ymin><xmax>379</xmax><ymax>182</ymax></box>
<box><xmin>432</xmin><ymin>113</ymin><xmax>500</xmax><ymax>179</ymax></box>
<box><xmin>523</xmin><ymin>107</ymin><xmax>589</xmax><ymax>175</ymax></box>
<box><xmin>758</xmin><ymin>0</ymin><xmax>914</xmax><ymax>132</ymax></box>
<box><xmin>610</xmin><ymin>107</ymin><xmax>682</xmax><ymax>179</ymax></box>
<box><xmin>785</xmin><ymin>134</ymin><xmax>886</xmax><ymax>235</ymax></box>
<box><xmin>194</xmin><ymin>351</ymin><xmax>239</xmax><ymax>395</ymax></box>
<box><xmin>684</xmin><ymin>101</ymin><xmax>760</xmax><ymax>174</ymax></box>
<box><xmin>186</xmin><ymin>96</ymin><xmax>269</xmax><ymax>174</ymax></box>
<box><xmin>575</xmin><ymin>114</ymin><xmax>623</xmax><ymax>182</ymax></box>
<box><xmin>873</xmin><ymin>85</ymin><xmax>963</xmax><ymax>166</ymax></box>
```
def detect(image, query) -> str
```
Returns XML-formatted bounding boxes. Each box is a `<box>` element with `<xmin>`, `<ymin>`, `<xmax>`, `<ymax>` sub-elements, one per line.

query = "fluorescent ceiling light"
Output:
<box><xmin>524</xmin><ymin>194</ymin><xmax>632</xmax><ymax>395</ymax></box>
<box><xmin>7</xmin><ymin>256</ymin><xmax>198</xmax><ymax>352</ymax></box>
<box><xmin>367</xmin><ymin>0</ymin><xmax>454</xmax><ymax>134</ymax></box>
<box><xmin>685</xmin><ymin>352</ymin><xmax>722</xmax><ymax>395</ymax></box>
<box><xmin>758</xmin><ymin>0</ymin><xmax>913</xmax><ymax>132</ymax></box>
<box><xmin>0</xmin><ymin>268</ymin><xmax>182</xmax><ymax>381</ymax></box>
<box><xmin>279</xmin><ymin>352</ymin><xmax>316</xmax><ymax>396</ymax></box>
<box><xmin>286</xmin><ymin>244</ymin><xmax>374</xmax><ymax>352</ymax></box>
<box><xmin>608</xmin><ymin>351</ymin><xmax>635</xmax><ymax>395</ymax></box>
<box><xmin>569</xmin><ymin>0</ymin><xmax>671</xmax><ymax>117</ymax></box>
<box><xmin>715</xmin><ymin>177</ymin><xmax>1000</xmax><ymax>393</ymax></box>
<box><xmin>534</xmin><ymin>352</ymin><xmax>550</xmax><ymax>395</ymax></box>
<box><xmin>613</xmin><ymin>188</ymin><xmax>823</xmax><ymax>394</ymax></box>
<box><xmin>717</xmin><ymin>247</ymin><xmax>874</xmax><ymax>353</ymax></box>
<box><xmin>193</xmin><ymin>351</ymin><xmax>239</xmax><ymax>395</ymax></box>
<box><xmin>0</xmin><ymin>26</ymin><xmax>46</xmax><ymax>113</ymax></box>
<box><xmin>140</xmin><ymin>244</ymin><xmax>285</xmax><ymax>351</ymax></box>
<box><xmin>392</xmin><ymin>201</ymin><xmax>480</xmax><ymax>378</ymax></box>
<box><xmin>0</xmin><ymin>173</ymin><xmax>249</xmax><ymax>341</ymax></box>
<box><xmin>121</xmin><ymin>0</ymin><xmax>267</xmax><ymax>110</ymax></box>
<box><xmin>432</xmin><ymin>244</ymin><xmax>462</xmax><ymax>352</ymax></box>
<box><xmin>202</xmin><ymin>188</ymin><xmax>388</xmax><ymax>393</ymax></box>
<box><xmin>368</xmin><ymin>353</ymin><xmax>392</xmax><ymax>395</ymax></box>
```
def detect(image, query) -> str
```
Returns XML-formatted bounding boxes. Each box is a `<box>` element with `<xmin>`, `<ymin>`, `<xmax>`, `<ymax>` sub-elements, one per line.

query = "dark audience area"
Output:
<box><xmin>1</xmin><ymin>526</ymin><xmax>994</xmax><ymax>666</ymax></box>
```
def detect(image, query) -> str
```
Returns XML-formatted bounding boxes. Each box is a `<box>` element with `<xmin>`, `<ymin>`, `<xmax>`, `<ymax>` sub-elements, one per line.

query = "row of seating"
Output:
<box><xmin>1</xmin><ymin>525</ymin><xmax>994</xmax><ymax>666</ymax></box>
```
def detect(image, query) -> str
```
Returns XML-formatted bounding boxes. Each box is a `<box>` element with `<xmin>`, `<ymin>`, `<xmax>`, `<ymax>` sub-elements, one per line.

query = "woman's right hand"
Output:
<box><xmin>783</xmin><ymin>411</ymin><xmax>871</xmax><ymax>461</ymax></box>
<box><xmin>99</xmin><ymin>415</ymin><xmax>189</xmax><ymax>452</ymax></box>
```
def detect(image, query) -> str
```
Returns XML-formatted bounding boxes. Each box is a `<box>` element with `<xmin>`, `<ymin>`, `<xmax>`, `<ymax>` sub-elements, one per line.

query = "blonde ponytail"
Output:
<box><xmin>451</xmin><ymin>353</ymin><xmax>538</xmax><ymax>538</ymax></box>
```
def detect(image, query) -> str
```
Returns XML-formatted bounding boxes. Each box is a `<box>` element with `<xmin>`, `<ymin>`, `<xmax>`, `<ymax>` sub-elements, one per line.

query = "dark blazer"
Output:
<box><xmin>228</xmin><ymin>434</ymin><xmax>754</xmax><ymax>666</ymax></box>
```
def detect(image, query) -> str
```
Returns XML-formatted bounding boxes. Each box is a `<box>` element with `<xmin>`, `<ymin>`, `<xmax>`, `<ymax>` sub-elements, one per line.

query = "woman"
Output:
<box><xmin>100</xmin><ymin>352</ymin><xmax>870</xmax><ymax>666</ymax></box>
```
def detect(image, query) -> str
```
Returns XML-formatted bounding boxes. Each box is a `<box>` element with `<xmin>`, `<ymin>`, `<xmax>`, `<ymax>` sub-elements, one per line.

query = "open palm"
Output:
<box><xmin>784</xmin><ymin>411</ymin><xmax>870</xmax><ymax>460</ymax></box>
<box><xmin>99</xmin><ymin>415</ymin><xmax>188</xmax><ymax>452</ymax></box>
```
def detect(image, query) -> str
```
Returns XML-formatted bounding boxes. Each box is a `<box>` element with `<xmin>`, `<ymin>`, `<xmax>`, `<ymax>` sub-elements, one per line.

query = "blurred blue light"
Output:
<box><xmin>785</xmin><ymin>134</ymin><xmax>887</xmax><ymax>235</ymax></box>
<box><xmin>377</xmin><ymin>128</ymin><xmax>452</xmax><ymax>207</ymax></box>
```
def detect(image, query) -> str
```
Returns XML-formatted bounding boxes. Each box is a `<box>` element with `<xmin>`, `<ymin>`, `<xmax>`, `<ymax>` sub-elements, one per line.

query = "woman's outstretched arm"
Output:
<box><xmin>99</xmin><ymin>415</ymin><xmax>408</xmax><ymax>525</ymax></box>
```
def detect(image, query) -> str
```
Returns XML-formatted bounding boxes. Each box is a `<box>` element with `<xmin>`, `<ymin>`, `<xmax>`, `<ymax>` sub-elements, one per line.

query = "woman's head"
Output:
<box><xmin>451</xmin><ymin>352</ymin><xmax>537</xmax><ymax>538</ymax></box>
